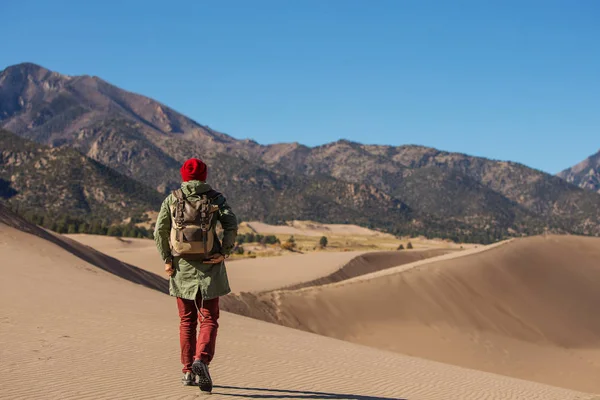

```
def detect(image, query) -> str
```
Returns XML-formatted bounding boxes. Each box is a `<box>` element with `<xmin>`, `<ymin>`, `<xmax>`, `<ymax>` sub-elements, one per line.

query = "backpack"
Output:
<box><xmin>169</xmin><ymin>189</ymin><xmax>220</xmax><ymax>259</ymax></box>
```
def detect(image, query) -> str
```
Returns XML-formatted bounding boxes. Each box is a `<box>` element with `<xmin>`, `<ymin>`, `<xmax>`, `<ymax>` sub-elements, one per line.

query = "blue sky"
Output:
<box><xmin>2</xmin><ymin>0</ymin><xmax>599</xmax><ymax>173</ymax></box>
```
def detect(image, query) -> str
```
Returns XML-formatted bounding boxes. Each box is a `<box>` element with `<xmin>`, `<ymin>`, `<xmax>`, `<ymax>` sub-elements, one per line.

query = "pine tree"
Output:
<box><xmin>319</xmin><ymin>236</ymin><xmax>328</xmax><ymax>248</ymax></box>
<box><xmin>107</xmin><ymin>225</ymin><xmax>123</xmax><ymax>237</ymax></box>
<box><xmin>78</xmin><ymin>223</ymin><xmax>89</xmax><ymax>234</ymax></box>
<box><xmin>265</xmin><ymin>235</ymin><xmax>279</xmax><ymax>244</ymax></box>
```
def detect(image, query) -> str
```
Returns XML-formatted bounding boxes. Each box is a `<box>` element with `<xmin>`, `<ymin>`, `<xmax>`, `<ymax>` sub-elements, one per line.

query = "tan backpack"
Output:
<box><xmin>169</xmin><ymin>189</ymin><xmax>220</xmax><ymax>259</ymax></box>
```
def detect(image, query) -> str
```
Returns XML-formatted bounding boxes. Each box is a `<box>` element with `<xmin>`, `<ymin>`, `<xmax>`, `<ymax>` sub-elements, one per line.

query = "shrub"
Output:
<box><xmin>281</xmin><ymin>236</ymin><xmax>297</xmax><ymax>251</ymax></box>
<box><xmin>319</xmin><ymin>236</ymin><xmax>328</xmax><ymax>248</ymax></box>
<box><xmin>265</xmin><ymin>235</ymin><xmax>279</xmax><ymax>245</ymax></box>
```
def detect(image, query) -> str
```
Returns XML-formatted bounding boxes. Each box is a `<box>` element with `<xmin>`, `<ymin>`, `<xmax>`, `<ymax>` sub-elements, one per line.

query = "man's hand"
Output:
<box><xmin>165</xmin><ymin>262</ymin><xmax>175</xmax><ymax>277</ymax></box>
<box><xmin>204</xmin><ymin>253</ymin><xmax>226</xmax><ymax>264</ymax></box>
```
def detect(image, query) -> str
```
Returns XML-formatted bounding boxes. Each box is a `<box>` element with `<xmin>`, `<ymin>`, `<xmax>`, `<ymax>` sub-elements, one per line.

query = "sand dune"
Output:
<box><xmin>222</xmin><ymin>235</ymin><xmax>600</xmax><ymax>393</ymax></box>
<box><xmin>246</xmin><ymin>220</ymin><xmax>397</xmax><ymax>238</ymax></box>
<box><xmin>284</xmin><ymin>249</ymin><xmax>455</xmax><ymax>290</ymax></box>
<box><xmin>1</xmin><ymin>212</ymin><xmax>597</xmax><ymax>399</ymax></box>
<box><xmin>1</xmin><ymin>207</ymin><xmax>167</xmax><ymax>293</ymax></box>
<box><xmin>66</xmin><ymin>234</ymin><xmax>454</xmax><ymax>293</ymax></box>
<box><xmin>67</xmin><ymin>234</ymin><xmax>373</xmax><ymax>293</ymax></box>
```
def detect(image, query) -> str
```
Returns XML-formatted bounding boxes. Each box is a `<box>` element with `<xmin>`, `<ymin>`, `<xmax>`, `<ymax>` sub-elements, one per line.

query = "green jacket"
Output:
<box><xmin>154</xmin><ymin>180</ymin><xmax>238</xmax><ymax>300</ymax></box>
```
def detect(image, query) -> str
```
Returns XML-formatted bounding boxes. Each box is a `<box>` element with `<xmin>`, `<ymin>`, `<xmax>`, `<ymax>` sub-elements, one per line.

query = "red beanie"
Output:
<box><xmin>180</xmin><ymin>158</ymin><xmax>208</xmax><ymax>182</ymax></box>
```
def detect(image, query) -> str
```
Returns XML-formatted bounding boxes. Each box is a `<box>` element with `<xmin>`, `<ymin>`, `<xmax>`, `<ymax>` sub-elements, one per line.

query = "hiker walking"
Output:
<box><xmin>154</xmin><ymin>158</ymin><xmax>238</xmax><ymax>393</ymax></box>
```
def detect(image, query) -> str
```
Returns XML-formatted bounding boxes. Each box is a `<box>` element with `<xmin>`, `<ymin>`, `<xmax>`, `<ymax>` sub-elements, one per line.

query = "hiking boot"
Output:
<box><xmin>192</xmin><ymin>359</ymin><xmax>213</xmax><ymax>393</ymax></box>
<box><xmin>181</xmin><ymin>371</ymin><xmax>197</xmax><ymax>386</ymax></box>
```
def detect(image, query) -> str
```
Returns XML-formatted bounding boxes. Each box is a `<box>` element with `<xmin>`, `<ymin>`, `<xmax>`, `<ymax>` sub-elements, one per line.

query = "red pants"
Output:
<box><xmin>176</xmin><ymin>294</ymin><xmax>220</xmax><ymax>373</ymax></box>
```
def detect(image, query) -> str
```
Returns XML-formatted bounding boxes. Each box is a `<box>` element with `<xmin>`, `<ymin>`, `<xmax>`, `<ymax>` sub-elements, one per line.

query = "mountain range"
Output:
<box><xmin>559</xmin><ymin>150</ymin><xmax>600</xmax><ymax>194</ymax></box>
<box><xmin>1</xmin><ymin>62</ymin><xmax>599</xmax><ymax>242</ymax></box>
<box><xmin>0</xmin><ymin>128</ymin><xmax>162</xmax><ymax>224</ymax></box>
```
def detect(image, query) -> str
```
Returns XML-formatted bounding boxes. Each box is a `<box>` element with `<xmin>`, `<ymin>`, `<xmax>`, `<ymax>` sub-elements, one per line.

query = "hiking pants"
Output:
<box><xmin>177</xmin><ymin>294</ymin><xmax>220</xmax><ymax>373</ymax></box>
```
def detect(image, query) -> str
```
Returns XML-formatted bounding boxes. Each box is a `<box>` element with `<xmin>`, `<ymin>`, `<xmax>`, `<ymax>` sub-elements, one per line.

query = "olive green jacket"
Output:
<box><xmin>154</xmin><ymin>181</ymin><xmax>237</xmax><ymax>300</ymax></box>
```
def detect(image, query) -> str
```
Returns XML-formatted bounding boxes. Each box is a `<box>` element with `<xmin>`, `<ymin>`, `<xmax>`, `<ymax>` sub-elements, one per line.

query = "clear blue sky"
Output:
<box><xmin>2</xmin><ymin>1</ymin><xmax>599</xmax><ymax>173</ymax></box>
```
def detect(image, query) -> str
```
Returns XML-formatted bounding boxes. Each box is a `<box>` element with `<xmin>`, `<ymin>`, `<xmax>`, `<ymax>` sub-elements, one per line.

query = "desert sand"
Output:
<box><xmin>66</xmin><ymin>235</ymin><xmax>456</xmax><ymax>293</ymax></box>
<box><xmin>283</xmin><ymin>249</ymin><xmax>456</xmax><ymax>290</ymax></box>
<box><xmin>223</xmin><ymin>236</ymin><xmax>600</xmax><ymax>393</ymax></box>
<box><xmin>245</xmin><ymin>220</ymin><xmax>398</xmax><ymax>238</ymax></box>
<box><xmin>67</xmin><ymin>234</ymin><xmax>369</xmax><ymax>293</ymax></box>
<box><xmin>1</xmin><ymin>206</ymin><xmax>598</xmax><ymax>400</ymax></box>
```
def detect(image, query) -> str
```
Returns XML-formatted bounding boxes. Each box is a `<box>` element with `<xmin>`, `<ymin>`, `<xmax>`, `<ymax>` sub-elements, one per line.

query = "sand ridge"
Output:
<box><xmin>222</xmin><ymin>235</ymin><xmax>600</xmax><ymax>393</ymax></box>
<box><xmin>283</xmin><ymin>248</ymin><xmax>459</xmax><ymax>291</ymax></box>
<box><xmin>1</xmin><ymin>209</ymin><xmax>167</xmax><ymax>293</ymax></box>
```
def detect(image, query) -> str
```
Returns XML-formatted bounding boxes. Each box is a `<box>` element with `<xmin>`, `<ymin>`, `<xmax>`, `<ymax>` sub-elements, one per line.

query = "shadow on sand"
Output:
<box><xmin>213</xmin><ymin>385</ymin><xmax>407</xmax><ymax>400</ymax></box>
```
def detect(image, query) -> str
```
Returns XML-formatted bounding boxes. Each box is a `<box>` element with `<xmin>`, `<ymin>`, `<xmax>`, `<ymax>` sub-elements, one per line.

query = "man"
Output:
<box><xmin>154</xmin><ymin>158</ymin><xmax>237</xmax><ymax>393</ymax></box>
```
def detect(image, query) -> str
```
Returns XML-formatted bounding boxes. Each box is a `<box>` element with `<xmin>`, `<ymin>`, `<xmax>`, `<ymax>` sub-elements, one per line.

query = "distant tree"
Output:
<box><xmin>281</xmin><ymin>236</ymin><xmax>297</xmax><ymax>251</ymax></box>
<box><xmin>407</xmin><ymin>241</ymin><xmax>413</xmax><ymax>249</ymax></box>
<box><xmin>42</xmin><ymin>217</ymin><xmax>55</xmax><ymax>230</ymax></box>
<box><xmin>55</xmin><ymin>217</ymin><xmax>68</xmax><ymax>234</ymax></box>
<box><xmin>397</xmin><ymin>244</ymin><xmax>404</xmax><ymax>250</ymax></box>
<box><xmin>22</xmin><ymin>210</ymin><xmax>36</xmax><ymax>224</ymax></box>
<box><xmin>67</xmin><ymin>224</ymin><xmax>77</xmax><ymax>234</ymax></box>
<box><xmin>264</xmin><ymin>235</ymin><xmax>279</xmax><ymax>245</ymax></box>
<box><xmin>78</xmin><ymin>223</ymin><xmax>89</xmax><ymax>234</ymax></box>
<box><xmin>235</xmin><ymin>246</ymin><xmax>245</xmax><ymax>255</ymax></box>
<box><xmin>107</xmin><ymin>225</ymin><xmax>123</xmax><ymax>237</ymax></box>
<box><xmin>140</xmin><ymin>227</ymin><xmax>151</xmax><ymax>238</ymax></box>
<box><xmin>122</xmin><ymin>225</ymin><xmax>134</xmax><ymax>238</ymax></box>
<box><xmin>90</xmin><ymin>221</ymin><xmax>103</xmax><ymax>235</ymax></box>
<box><xmin>319</xmin><ymin>236</ymin><xmax>328</xmax><ymax>248</ymax></box>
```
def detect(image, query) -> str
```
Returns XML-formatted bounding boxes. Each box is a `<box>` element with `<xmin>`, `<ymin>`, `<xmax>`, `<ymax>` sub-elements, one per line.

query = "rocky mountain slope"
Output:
<box><xmin>0</xmin><ymin>129</ymin><xmax>162</xmax><ymax>223</ymax></box>
<box><xmin>2</xmin><ymin>62</ymin><xmax>600</xmax><ymax>241</ymax></box>
<box><xmin>558</xmin><ymin>150</ymin><xmax>600</xmax><ymax>194</ymax></box>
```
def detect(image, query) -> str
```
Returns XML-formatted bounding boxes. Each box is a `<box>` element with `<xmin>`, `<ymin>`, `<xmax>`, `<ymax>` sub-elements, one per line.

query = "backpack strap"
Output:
<box><xmin>171</xmin><ymin>189</ymin><xmax>186</xmax><ymax>228</ymax></box>
<box><xmin>172</xmin><ymin>189</ymin><xmax>185</xmax><ymax>200</ymax></box>
<box><xmin>199</xmin><ymin>194</ymin><xmax>210</xmax><ymax>255</ymax></box>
